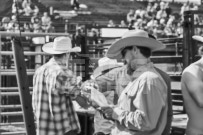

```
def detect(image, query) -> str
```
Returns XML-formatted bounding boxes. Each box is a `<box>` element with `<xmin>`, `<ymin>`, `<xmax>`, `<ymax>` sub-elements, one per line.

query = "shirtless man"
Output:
<box><xmin>181</xmin><ymin>35</ymin><xmax>203</xmax><ymax>135</ymax></box>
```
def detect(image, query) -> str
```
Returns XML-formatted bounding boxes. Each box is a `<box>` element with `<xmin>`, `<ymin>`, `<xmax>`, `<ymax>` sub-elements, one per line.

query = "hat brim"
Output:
<box><xmin>193</xmin><ymin>35</ymin><xmax>203</xmax><ymax>42</ymax></box>
<box><xmin>93</xmin><ymin>64</ymin><xmax>123</xmax><ymax>79</ymax></box>
<box><xmin>42</xmin><ymin>42</ymin><xmax>81</xmax><ymax>54</ymax></box>
<box><xmin>107</xmin><ymin>37</ymin><xmax>165</xmax><ymax>59</ymax></box>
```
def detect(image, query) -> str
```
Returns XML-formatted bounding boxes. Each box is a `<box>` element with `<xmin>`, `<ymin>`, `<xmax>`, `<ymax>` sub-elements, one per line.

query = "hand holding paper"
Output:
<box><xmin>81</xmin><ymin>80</ymin><xmax>110</xmax><ymax>108</ymax></box>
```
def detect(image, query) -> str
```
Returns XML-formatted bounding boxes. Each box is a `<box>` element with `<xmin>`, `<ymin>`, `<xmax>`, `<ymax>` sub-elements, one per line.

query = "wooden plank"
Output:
<box><xmin>12</xmin><ymin>38</ymin><xmax>36</xmax><ymax>135</ymax></box>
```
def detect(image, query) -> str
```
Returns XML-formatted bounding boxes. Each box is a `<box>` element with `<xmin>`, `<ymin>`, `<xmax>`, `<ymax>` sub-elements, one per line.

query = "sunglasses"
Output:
<box><xmin>121</xmin><ymin>46</ymin><xmax>133</xmax><ymax>57</ymax></box>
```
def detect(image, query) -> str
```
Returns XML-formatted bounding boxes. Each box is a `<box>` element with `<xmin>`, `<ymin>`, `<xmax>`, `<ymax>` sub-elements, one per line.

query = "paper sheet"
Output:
<box><xmin>91</xmin><ymin>89</ymin><xmax>109</xmax><ymax>107</ymax></box>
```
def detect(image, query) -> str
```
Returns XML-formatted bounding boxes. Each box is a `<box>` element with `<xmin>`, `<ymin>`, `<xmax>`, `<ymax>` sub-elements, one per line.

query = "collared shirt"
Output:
<box><xmin>94</xmin><ymin>66</ymin><xmax>131</xmax><ymax>134</ymax></box>
<box><xmin>111</xmin><ymin>62</ymin><xmax>168</xmax><ymax>135</ymax></box>
<box><xmin>32</xmin><ymin>58</ymin><xmax>80</xmax><ymax>135</ymax></box>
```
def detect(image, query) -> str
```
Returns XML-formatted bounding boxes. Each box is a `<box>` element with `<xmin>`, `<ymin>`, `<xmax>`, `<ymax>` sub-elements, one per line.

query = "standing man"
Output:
<box><xmin>181</xmin><ymin>35</ymin><xmax>203</xmax><ymax>135</ymax></box>
<box><xmin>91</xmin><ymin>57</ymin><xmax>124</xmax><ymax>135</ymax></box>
<box><xmin>101</xmin><ymin>29</ymin><xmax>169</xmax><ymax>135</ymax></box>
<box><xmin>32</xmin><ymin>37</ymin><xmax>83</xmax><ymax>135</ymax></box>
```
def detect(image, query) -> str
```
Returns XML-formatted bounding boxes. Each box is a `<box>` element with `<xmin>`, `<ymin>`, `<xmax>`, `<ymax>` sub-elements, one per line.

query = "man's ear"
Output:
<box><xmin>133</xmin><ymin>46</ymin><xmax>138</xmax><ymax>54</ymax></box>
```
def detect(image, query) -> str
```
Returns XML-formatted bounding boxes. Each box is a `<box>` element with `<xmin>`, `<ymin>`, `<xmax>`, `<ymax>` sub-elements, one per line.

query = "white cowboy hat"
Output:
<box><xmin>107</xmin><ymin>29</ymin><xmax>165</xmax><ymax>59</ymax></box>
<box><xmin>91</xmin><ymin>57</ymin><xmax>123</xmax><ymax>79</ymax></box>
<box><xmin>193</xmin><ymin>35</ymin><xmax>203</xmax><ymax>42</ymax></box>
<box><xmin>42</xmin><ymin>36</ymin><xmax>81</xmax><ymax>54</ymax></box>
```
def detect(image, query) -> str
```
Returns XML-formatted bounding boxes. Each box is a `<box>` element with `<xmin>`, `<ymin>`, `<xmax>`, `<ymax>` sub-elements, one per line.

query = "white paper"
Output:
<box><xmin>91</xmin><ymin>89</ymin><xmax>109</xmax><ymax>107</ymax></box>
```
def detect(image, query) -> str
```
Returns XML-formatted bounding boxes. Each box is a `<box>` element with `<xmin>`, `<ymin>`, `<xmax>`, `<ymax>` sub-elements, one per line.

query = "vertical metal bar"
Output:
<box><xmin>84</xmin><ymin>25</ymin><xmax>89</xmax><ymax>80</ymax></box>
<box><xmin>12</xmin><ymin>38</ymin><xmax>36</xmax><ymax>135</ymax></box>
<box><xmin>0</xmin><ymin>34</ymin><xmax>2</xmax><ymax>123</ymax></box>
<box><xmin>183</xmin><ymin>11</ymin><xmax>191</xmax><ymax>70</ymax></box>
<box><xmin>190</xmin><ymin>11</ymin><xmax>195</xmax><ymax>63</ymax></box>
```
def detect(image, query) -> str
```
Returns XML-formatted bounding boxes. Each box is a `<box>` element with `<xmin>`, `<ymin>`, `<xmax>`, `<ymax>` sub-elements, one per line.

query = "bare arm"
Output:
<box><xmin>181</xmin><ymin>65</ymin><xmax>203</xmax><ymax>107</ymax></box>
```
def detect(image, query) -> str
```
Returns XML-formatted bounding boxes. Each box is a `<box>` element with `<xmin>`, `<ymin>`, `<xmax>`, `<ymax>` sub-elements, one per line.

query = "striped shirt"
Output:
<box><xmin>32</xmin><ymin>58</ymin><xmax>80</xmax><ymax>135</ymax></box>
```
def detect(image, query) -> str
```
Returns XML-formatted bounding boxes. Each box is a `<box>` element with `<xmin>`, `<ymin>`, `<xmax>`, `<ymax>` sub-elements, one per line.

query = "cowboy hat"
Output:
<box><xmin>42</xmin><ymin>36</ymin><xmax>81</xmax><ymax>54</ymax></box>
<box><xmin>193</xmin><ymin>35</ymin><xmax>203</xmax><ymax>42</ymax></box>
<box><xmin>92</xmin><ymin>57</ymin><xmax>123</xmax><ymax>79</ymax></box>
<box><xmin>107</xmin><ymin>29</ymin><xmax>165</xmax><ymax>59</ymax></box>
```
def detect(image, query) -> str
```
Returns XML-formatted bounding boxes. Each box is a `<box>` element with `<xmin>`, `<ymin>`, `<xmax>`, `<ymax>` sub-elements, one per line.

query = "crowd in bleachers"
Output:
<box><xmin>0</xmin><ymin>0</ymin><xmax>203</xmax><ymax>40</ymax></box>
<box><xmin>0</xmin><ymin>0</ymin><xmax>55</xmax><ymax>33</ymax></box>
<box><xmin>106</xmin><ymin>1</ymin><xmax>203</xmax><ymax>38</ymax></box>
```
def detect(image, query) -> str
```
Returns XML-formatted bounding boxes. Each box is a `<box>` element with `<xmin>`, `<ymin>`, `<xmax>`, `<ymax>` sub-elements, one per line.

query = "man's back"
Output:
<box><xmin>181</xmin><ymin>58</ymin><xmax>203</xmax><ymax>134</ymax></box>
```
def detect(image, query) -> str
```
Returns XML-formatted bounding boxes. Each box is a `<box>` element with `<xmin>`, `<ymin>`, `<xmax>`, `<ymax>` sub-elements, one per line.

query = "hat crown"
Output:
<box><xmin>122</xmin><ymin>29</ymin><xmax>149</xmax><ymax>39</ymax></box>
<box><xmin>98</xmin><ymin>57</ymin><xmax>118</xmax><ymax>67</ymax></box>
<box><xmin>53</xmin><ymin>37</ymin><xmax>72</xmax><ymax>51</ymax></box>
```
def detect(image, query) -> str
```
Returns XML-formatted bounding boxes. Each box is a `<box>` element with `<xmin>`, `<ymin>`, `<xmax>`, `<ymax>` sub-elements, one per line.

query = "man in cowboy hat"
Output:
<box><xmin>101</xmin><ymin>29</ymin><xmax>169</xmax><ymax>135</ymax></box>
<box><xmin>91</xmin><ymin>57</ymin><xmax>124</xmax><ymax>135</ymax></box>
<box><xmin>32</xmin><ymin>36</ymin><xmax>85</xmax><ymax>135</ymax></box>
<box><xmin>181</xmin><ymin>35</ymin><xmax>203</xmax><ymax>135</ymax></box>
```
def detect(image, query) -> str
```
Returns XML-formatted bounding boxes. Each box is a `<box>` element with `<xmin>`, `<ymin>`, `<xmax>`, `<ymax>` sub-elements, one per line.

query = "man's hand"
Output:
<box><xmin>101</xmin><ymin>106</ymin><xmax>114</xmax><ymax>119</ymax></box>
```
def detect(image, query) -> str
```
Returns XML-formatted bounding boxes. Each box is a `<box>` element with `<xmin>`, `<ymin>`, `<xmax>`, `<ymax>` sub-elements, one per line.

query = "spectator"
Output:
<box><xmin>45</xmin><ymin>21</ymin><xmax>55</xmax><ymax>33</ymax></box>
<box><xmin>71</xmin><ymin>0</ymin><xmax>80</xmax><ymax>10</ymax></box>
<box><xmin>33</xmin><ymin>5</ymin><xmax>39</xmax><ymax>15</ymax></box>
<box><xmin>31</xmin><ymin>12</ymin><xmax>41</xmax><ymax>24</ymax></box>
<box><xmin>181</xmin><ymin>35</ymin><xmax>203</xmax><ymax>135</ymax></box>
<box><xmin>23</xmin><ymin>22</ymin><xmax>31</xmax><ymax>31</ymax></box>
<box><xmin>23</xmin><ymin>2</ymin><xmax>33</xmax><ymax>16</ymax></box>
<box><xmin>41</xmin><ymin>12</ymin><xmax>51</xmax><ymax>27</ymax></box>
<box><xmin>107</xmin><ymin>20</ymin><xmax>116</xmax><ymax>27</ymax></box>
<box><xmin>165</xmin><ymin>2</ymin><xmax>172</xmax><ymax>18</ymax></box>
<box><xmin>156</xmin><ymin>6</ymin><xmax>167</xmax><ymax>20</ymax></box>
<box><xmin>22</xmin><ymin>0</ymin><xmax>29</xmax><ymax>9</ymax></box>
<box><xmin>176</xmin><ymin>22</ymin><xmax>183</xmax><ymax>37</ymax></box>
<box><xmin>72</xmin><ymin>27</ymin><xmax>86</xmax><ymax>55</ymax></box>
<box><xmin>1</xmin><ymin>17</ymin><xmax>10</xmax><ymax>31</ymax></box>
<box><xmin>33</xmin><ymin>23</ymin><xmax>43</xmax><ymax>33</ymax></box>
<box><xmin>118</xmin><ymin>20</ymin><xmax>127</xmax><ymax>27</ymax></box>
<box><xmin>126</xmin><ymin>9</ymin><xmax>135</xmax><ymax>24</ymax></box>
<box><xmin>128</xmin><ymin>19</ymin><xmax>135</xmax><ymax>30</ymax></box>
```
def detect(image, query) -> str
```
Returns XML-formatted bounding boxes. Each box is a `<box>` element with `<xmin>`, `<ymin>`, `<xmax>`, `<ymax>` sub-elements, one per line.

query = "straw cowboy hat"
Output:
<box><xmin>193</xmin><ymin>35</ymin><xmax>203</xmax><ymax>42</ymax></box>
<box><xmin>42</xmin><ymin>36</ymin><xmax>81</xmax><ymax>54</ymax></box>
<box><xmin>92</xmin><ymin>57</ymin><xmax>123</xmax><ymax>79</ymax></box>
<box><xmin>107</xmin><ymin>29</ymin><xmax>165</xmax><ymax>59</ymax></box>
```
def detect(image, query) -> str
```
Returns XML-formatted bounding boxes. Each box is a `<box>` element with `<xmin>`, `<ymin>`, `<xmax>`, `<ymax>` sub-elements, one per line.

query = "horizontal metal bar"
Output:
<box><xmin>0</xmin><ymin>72</ymin><xmax>34</xmax><ymax>76</ymax></box>
<box><xmin>0</xmin><ymin>131</ymin><xmax>26</xmax><ymax>135</ymax></box>
<box><xmin>0</xmin><ymin>105</ymin><xmax>22</xmax><ymax>109</ymax></box>
<box><xmin>0</xmin><ymin>31</ymin><xmax>69</xmax><ymax>37</ymax></box>
<box><xmin>0</xmin><ymin>122</ymin><xmax>25</xmax><ymax>126</ymax></box>
<box><xmin>0</xmin><ymin>87</ymin><xmax>32</xmax><ymax>91</ymax></box>
<box><xmin>0</xmin><ymin>92</ymin><xmax>20</xmax><ymax>96</ymax></box>
<box><xmin>0</xmin><ymin>111</ymin><xmax>23</xmax><ymax>116</ymax></box>
<box><xmin>0</xmin><ymin>51</ymin><xmax>50</xmax><ymax>56</ymax></box>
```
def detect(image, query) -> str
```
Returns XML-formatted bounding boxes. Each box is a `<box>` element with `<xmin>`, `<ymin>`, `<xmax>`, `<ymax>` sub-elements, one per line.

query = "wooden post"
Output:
<box><xmin>12</xmin><ymin>38</ymin><xmax>36</xmax><ymax>135</ymax></box>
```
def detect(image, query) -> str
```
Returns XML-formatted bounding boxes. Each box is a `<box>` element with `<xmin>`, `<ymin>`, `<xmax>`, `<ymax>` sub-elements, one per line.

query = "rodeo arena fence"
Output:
<box><xmin>0</xmin><ymin>10</ymin><xmax>203</xmax><ymax>135</ymax></box>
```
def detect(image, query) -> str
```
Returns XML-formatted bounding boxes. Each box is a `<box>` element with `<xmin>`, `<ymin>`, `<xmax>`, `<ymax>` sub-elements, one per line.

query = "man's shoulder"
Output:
<box><xmin>183</xmin><ymin>63</ymin><xmax>200</xmax><ymax>74</ymax></box>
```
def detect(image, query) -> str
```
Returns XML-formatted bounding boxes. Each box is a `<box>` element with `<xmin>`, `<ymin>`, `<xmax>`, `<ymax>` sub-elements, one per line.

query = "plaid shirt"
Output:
<box><xmin>32</xmin><ymin>58</ymin><xmax>81</xmax><ymax>135</ymax></box>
